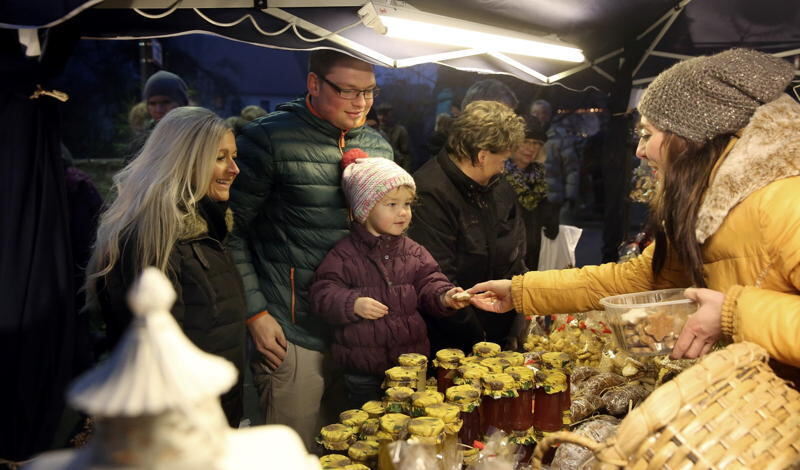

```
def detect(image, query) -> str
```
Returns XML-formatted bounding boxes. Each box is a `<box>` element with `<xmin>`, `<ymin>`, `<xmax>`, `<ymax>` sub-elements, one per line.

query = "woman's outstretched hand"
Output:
<box><xmin>671</xmin><ymin>287</ymin><xmax>724</xmax><ymax>360</ymax></box>
<box><xmin>467</xmin><ymin>280</ymin><xmax>515</xmax><ymax>313</ymax></box>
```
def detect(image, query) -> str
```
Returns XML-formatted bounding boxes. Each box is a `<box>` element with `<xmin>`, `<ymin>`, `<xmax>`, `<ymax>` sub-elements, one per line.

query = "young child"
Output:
<box><xmin>310</xmin><ymin>149</ymin><xmax>471</xmax><ymax>407</ymax></box>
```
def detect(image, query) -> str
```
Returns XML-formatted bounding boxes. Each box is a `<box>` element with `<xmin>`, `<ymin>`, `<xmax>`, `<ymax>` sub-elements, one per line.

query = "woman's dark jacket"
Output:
<box><xmin>409</xmin><ymin>151</ymin><xmax>527</xmax><ymax>352</ymax></box>
<box><xmin>310</xmin><ymin>223</ymin><xmax>455</xmax><ymax>376</ymax></box>
<box><xmin>96</xmin><ymin>198</ymin><xmax>246</xmax><ymax>426</ymax></box>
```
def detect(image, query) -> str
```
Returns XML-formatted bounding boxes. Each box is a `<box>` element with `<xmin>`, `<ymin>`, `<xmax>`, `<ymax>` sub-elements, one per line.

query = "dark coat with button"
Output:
<box><xmin>409</xmin><ymin>151</ymin><xmax>527</xmax><ymax>352</ymax></box>
<box><xmin>310</xmin><ymin>223</ymin><xmax>455</xmax><ymax>376</ymax></box>
<box><xmin>95</xmin><ymin>198</ymin><xmax>246</xmax><ymax>426</ymax></box>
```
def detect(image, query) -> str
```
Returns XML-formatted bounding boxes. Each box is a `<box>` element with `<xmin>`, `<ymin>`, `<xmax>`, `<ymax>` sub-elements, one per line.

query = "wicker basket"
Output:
<box><xmin>532</xmin><ymin>342</ymin><xmax>800</xmax><ymax>469</ymax></box>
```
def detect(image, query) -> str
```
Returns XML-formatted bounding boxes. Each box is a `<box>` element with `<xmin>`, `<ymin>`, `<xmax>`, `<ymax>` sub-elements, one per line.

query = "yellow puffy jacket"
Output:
<box><xmin>511</xmin><ymin>95</ymin><xmax>800</xmax><ymax>367</ymax></box>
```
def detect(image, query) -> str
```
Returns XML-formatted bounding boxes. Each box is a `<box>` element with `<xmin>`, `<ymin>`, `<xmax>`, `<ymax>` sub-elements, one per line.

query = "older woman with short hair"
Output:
<box><xmin>409</xmin><ymin>100</ymin><xmax>526</xmax><ymax>352</ymax></box>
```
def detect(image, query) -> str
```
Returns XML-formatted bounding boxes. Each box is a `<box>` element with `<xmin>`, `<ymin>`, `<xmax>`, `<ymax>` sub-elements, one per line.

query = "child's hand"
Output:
<box><xmin>442</xmin><ymin>287</ymin><xmax>471</xmax><ymax>310</ymax></box>
<box><xmin>354</xmin><ymin>297</ymin><xmax>389</xmax><ymax>320</ymax></box>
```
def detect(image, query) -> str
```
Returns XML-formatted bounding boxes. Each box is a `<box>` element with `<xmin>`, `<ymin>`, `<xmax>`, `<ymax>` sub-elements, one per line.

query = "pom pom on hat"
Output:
<box><xmin>341</xmin><ymin>150</ymin><xmax>416</xmax><ymax>223</ymax></box>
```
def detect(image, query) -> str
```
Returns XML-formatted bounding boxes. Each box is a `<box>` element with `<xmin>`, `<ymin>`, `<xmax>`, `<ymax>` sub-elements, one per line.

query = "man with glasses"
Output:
<box><xmin>228</xmin><ymin>50</ymin><xmax>392</xmax><ymax>451</ymax></box>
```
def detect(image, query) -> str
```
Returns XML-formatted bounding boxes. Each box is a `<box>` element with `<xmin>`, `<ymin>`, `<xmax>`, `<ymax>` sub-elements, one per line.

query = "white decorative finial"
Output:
<box><xmin>127</xmin><ymin>267</ymin><xmax>176</xmax><ymax>318</ymax></box>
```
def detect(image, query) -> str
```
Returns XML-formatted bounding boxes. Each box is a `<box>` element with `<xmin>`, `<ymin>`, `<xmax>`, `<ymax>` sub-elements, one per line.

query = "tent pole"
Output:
<box><xmin>601</xmin><ymin>40</ymin><xmax>645</xmax><ymax>262</ymax></box>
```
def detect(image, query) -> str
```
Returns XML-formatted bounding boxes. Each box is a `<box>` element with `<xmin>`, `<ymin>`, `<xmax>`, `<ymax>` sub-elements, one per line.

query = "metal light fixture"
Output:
<box><xmin>359</xmin><ymin>2</ymin><xmax>585</xmax><ymax>63</ymax></box>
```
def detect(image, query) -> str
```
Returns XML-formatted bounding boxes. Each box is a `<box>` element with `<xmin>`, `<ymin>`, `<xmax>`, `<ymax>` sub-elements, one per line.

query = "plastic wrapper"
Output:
<box><xmin>601</xmin><ymin>383</ymin><xmax>649</xmax><ymax>416</ymax></box>
<box><xmin>576</xmin><ymin>372</ymin><xmax>626</xmax><ymax>397</ymax></box>
<box><xmin>380</xmin><ymin>436</ymin><xmax>462</xmax><ymax>470</ymax></box>
<box><xmin>550</xmin><ymin>416</ymin><xmax>619</xmax><ymax>470</ymax></box>
<box><xmin>569</xmin><ymin>393</ymin><xmax>605</xmax><ymax>422</ymax></box>
<box><xmin>466</xmin><ymin>430</ymin><xmax>517</xmax><ymax>470</ymax></box>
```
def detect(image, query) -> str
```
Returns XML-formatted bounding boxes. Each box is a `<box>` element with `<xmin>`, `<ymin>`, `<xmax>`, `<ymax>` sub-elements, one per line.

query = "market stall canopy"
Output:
<box><xmin>2</xmin><ymin>0</ymin><xmax>799</xmax><ymax>91</ymax></box>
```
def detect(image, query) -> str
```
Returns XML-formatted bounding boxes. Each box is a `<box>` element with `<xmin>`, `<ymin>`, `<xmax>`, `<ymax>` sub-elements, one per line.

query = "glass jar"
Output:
<box><xmin>480</xmin><ymin>373</ymin><xmax>517</xmax><ymax>434</ymax></box>
<box><xmin>445</xmin><ymin>384</ymin><xmax>482</xmax><ymax>445</ymax></box>
<box><xmin>398</xmin><ymin>353</ymin><xmax>428</xmax><ymax>391</ymax></box>
<box><xmin>433</xmin><ymin>349</ymin><xmax>464</xmax><ymax>394</ymax></box>
<box><xmin>505</xmin><ymin>366</ymin><xmax>535</xmax><ymax>432</ymax></box>
<box><xmin>532</xmin><ymin>370</ymin><xmax>568</xmax><ymax>433</ymax></box>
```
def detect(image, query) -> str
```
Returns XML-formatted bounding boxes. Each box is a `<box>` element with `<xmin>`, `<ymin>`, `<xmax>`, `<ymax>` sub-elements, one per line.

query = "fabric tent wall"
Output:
<box><xmin>0</xmin><ymin>27</ymin><xmax>86</xmax><ymax>463</ymax></box>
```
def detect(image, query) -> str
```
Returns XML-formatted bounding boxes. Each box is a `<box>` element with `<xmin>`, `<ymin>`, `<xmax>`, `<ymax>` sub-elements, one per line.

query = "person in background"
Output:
<box><xmin>461</xmin><ymin>78</ymin><xmax>519</xmax><ymax>111</ymax></box>
<box><xmin>143</xmin><ymin>70</ymin><xmax>189</xmax><ymax>122</ymax></box>
<box><xmin>127</xmin><ymin>101</ymin><xmax>149</xmax><ymax>135</ymax></box>
<box><xmin>310</xmin><ymin>150</ymin><xmax>470</xmax><ymax>408</ymax></box>
<box><xmin>529</xmin><ymin>99</ymin><xmax>553</xmax><ymax>129</ymax></box>
<box><xmin>85</xmin><ymin>107</ymin><xmax>246</xmax><ymax>426</ymax></box>
<box><xmin>228</xmin><ymin>49</ymin><xmax>392</xmax><ymax>451</ymax></box>
<box><xmin>376</xmin><ymin>102</ymin><xmax>412</xmax><ymax>172</ymax></box>
<box><xmin>469</xmin><ymin>49</ymin><xmax>800</xmax><ymax>382</ymax></box>
<box><xmin>126</xmin><ymin>70</ymin><xmax>190</xmax><ymax>162</ymax></box>
<box><xmin>427</xmin><ymin>112</ymin><xmax>454</xmax><ymax>158</ymax></box>
<box><xmin>241</xmin><ymin>104</ymin><xmax>267</xmax><ymax>122</ymax></box>
<box><xmin>544</xmin><ymin>112</ymin><xmax>583</xmax><ymax>224</ymax></box>
<box><xmin>503</xmin><ymin>115</ymin><xmax>559</xmax><ymax>270</ymax></box>
<box><xmin>409</xmin><ymin>100</ymin><xmax>526</xmax><ymax>353</ymax></box>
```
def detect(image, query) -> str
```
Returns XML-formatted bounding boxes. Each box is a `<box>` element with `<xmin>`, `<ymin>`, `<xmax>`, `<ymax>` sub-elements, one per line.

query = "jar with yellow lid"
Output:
<box><xmin>472</xmin><ymin>341</ymin><xmax>501</xmax><ymax>358</ymax></box>
<box><xmin>319</xmin><ymin>453</ymin><xmax>352</xmax><ymax>468</ymax></box>
<box><xmin>409</xmin><ymin>390</ymin><xmax>444</xmax><ymax>417</ymax></box>
<box><xmin>425</xmin><ymin>402</ymin><xmax>462</xmax><ymax>435</ymax></box>
<box><xmin>383</xmin><ymin>366</ymin><xmax>418</xmax><ymax>390</ymax></box>
<box><xmin>533</xmin><ymin>369</ymin><xmax>568</xmax><ymax>433</ymax></box>
<box><xmin>453</xmin><ymin>364</ymin><xmax>489</xmax><ymax>389</ymax></box>
<box><xmin>383</xmin><ymin>386</ymin><xmax>414</xmax><ymax>414</ymax></box>
<box><xmin>504</xmin><ymin>366</ymin><xmax>535</xmax><ymax>432</ymax></box>
<box><xmin>339</xmin><ymin>409</ymin><xmax>369</xmax><ymax>433</ymax></box>
<box><xmin>445</xmin><ymin>384</ymin><xmax>481</xmax><ymax>445</ymax></box>
<box><xmin>347</xmin><ymin>440</ymin><xmax>379</xmax><ymax>468</ymax></box>
<box><xmin>407</xmin><ymin>416</ymin><xmax>445</xmax><ymax>446</ymax></box>
<box><xmin>480</xmin><ymin>373</ymin><xmax>518</xmax><ymax>434</ymax></box>
<box><xmin>433</xmin><ymin>348</ymin><xmax>464</xmax><ymax>393</ymax></box>
<box><xmin>361</xmin><ymin>400</ymin><xmax>386</xmax><ymax>419</ymax></box>
<box><xmin>397</xmin><ymin>353</ymin><xmax>428</xmax><ymax>391</ymax></box>
<box><xmin>358</xmin><ymin>418</ymin><xmax>380</xmax><ymax>441</ymax></box>
<box><xmin>319</xmin><ymin>423</ymin><xmax>356</xmax><ymax>453</ymax></box>
<box><xmin>496</xmin><ymin>350</ymin><xmax>525</xmax><ymax>367</ymax></box>
<box><xmin>479</xmin><ymin>357</ymin><xmax>511</xmax><ymax>373</ymax></box>
<box><xmin>379</xmin><ymin>413</ymin><xmax>411</xmax><ymax>441</ymax></box>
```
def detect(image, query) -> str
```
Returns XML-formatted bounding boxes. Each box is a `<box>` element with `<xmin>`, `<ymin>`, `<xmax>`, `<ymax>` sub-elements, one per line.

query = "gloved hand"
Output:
<box><xmin>544</xmin><ymin>222</ymin><xmax>559</xmax><ymax>240</ymax></box>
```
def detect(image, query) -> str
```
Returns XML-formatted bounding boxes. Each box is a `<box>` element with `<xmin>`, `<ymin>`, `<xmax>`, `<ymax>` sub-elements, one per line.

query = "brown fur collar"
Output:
<box><xmin>696</xmin><ymin>95</ymin><xmax>800</xmax><ymax>243</ymax></box>
<box><xmin>178</xmin><ymin>207</ymin><xmax>234</xmax><ymax>240</ymax></box>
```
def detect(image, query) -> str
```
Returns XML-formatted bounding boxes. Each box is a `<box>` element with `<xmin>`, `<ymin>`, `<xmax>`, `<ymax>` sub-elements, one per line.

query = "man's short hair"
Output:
<box><xmin>308</xmin><ymin>49</ymin><xmax>371</xmax><ymax>77</ymax></box>
<box><xmin>461</xmin><ymin>79</ymin><xmax>518</xmax><ymax>110</ymax></box>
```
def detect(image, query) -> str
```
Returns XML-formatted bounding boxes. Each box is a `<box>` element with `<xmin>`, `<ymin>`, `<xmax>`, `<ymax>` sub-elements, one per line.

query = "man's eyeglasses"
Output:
<box><xmin>319</xmin><ymin>75</ymin><xmax>380</xmax><ymax>100</ymax></box>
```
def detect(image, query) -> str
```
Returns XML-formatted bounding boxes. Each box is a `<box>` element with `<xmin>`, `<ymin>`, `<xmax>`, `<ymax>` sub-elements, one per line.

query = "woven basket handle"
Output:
<box><xmin>531</xmin><ymin>431</ymin><xmax>625</xmax><ymax>469</ymax></box>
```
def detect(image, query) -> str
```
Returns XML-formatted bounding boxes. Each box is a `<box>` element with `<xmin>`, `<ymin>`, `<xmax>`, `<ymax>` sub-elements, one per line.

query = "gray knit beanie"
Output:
<box><xmin>142</xmin><ymin>70</ymin><xmax>189</xmax><ymax>106</ymax></box>
<box><xmin>638</xmin><ymin>49</ymin><xmax>794</xmax><ymax>143</ymax></box>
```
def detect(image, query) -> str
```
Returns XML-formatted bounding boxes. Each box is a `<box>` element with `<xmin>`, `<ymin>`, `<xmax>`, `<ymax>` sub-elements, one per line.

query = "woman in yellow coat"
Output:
<box><xmin>469</xmin><ymin>48</ymin><xmax>800</xmax><ymax>372</ymax></box>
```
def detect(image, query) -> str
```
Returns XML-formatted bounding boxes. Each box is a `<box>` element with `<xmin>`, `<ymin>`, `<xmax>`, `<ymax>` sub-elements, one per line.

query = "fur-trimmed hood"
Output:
<box><xmin>696</xmin><ymin>95</ymin><xmax>800</xmax><ymax>243</ymax></box>
<box><xmin>178</xmin><ymin>207</ymin><xmax>234</xmax><ymax>241</ymax></box>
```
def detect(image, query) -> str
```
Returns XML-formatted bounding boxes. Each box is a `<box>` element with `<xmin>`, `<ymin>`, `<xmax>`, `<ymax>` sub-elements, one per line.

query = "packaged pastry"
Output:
<box><xmin>407</xmin><ymin>416</ymin><xmax>445</xmax><ymax>445</ymax></box>
<box><xmin>339</xmin><ymin>409</ymin><xmax>369</xmax><ymax>432</ymax></box>
<box><xmin>361</xmin><ymin>400</ymin><xmax>386</xmax><ymax>419</ymax></box>
<box><xmin>569</xmin><ymin>393</ymin><xmax>605</xmax><ymax>421</ymax></box>
<box><xmin>571</xmin><ymin>366</ymin><xmax>600</xmax><ymax>384</ymax></box>
<box><xmin>550</xmin><ymin>416</ymin><xmax>619</xmax><ymax>470</ymax></box>
<box><xmin>319</xmin><ymin>453</ymin><xmax>352</xmax><ymax>468</ymax></box>
<box><xmin>472</xmin><ymin>341</ymin><xmax>501</xmax><ymax>358</ymax></box>
<box><xmin>410</xmin><ymin>390</ymin><xmax>444</xmax><ymax>417</ymax></box>
<box><xmin>319</xmin><ymin>423</ymin><xmax>355</xmax><ymax>451</ymax></box>
<box><xmin>577</xmin><ymin>372</ymin><xmax>626</xmax><ymax>397</ymax></box>
<box><xmin>601</xmin><ymin>383</ymin><xmax>649</xmax><ymax>416</ymax></box>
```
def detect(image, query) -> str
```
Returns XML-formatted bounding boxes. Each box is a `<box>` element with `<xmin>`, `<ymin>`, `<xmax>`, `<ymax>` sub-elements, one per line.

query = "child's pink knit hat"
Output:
<box><xmin>341</xmin><ymin>148</ymin><xmax>416</xmax><ymax>223</ymax></box>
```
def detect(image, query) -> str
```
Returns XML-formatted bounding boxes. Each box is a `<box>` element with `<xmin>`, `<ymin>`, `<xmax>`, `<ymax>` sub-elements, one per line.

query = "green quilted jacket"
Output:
<box><xmin>228</xmin><ymin>97</ymin><xmax>393</xmax><ymax>352</ymax></box>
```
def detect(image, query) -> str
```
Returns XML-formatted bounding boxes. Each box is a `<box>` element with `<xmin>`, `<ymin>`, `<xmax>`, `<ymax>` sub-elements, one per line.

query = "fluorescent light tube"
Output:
<box><xmin>366</xmin><ymin>3</ymin><xmax>584</xmax><ymax>63</ymax></box>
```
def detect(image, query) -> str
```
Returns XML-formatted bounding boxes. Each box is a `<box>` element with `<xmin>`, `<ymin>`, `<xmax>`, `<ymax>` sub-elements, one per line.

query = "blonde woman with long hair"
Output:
<box><xmin>86</xmin><ymin>106</ymin><xmax>246</xmax><ymax>426</ymax></box>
